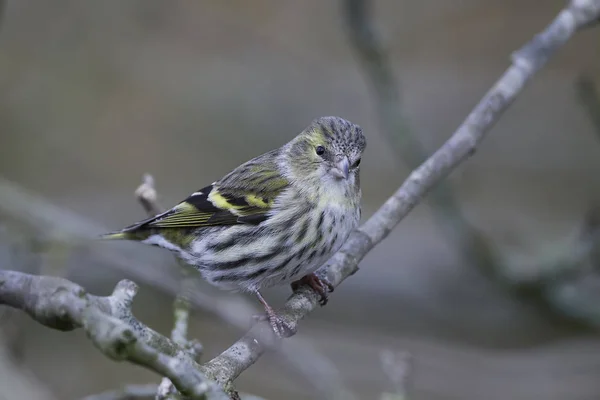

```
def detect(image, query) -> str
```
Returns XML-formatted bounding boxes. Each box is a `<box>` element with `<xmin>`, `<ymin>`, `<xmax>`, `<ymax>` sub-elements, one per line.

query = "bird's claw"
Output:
<box><xmin>252</xmin><ymin>312</ymin><xmax>296</xmax><ymax>338</ymax></box>
<box><xmin>291</xmin><ymin>273</ymin><xmax>335</xmax><ymax>306</ymax></box>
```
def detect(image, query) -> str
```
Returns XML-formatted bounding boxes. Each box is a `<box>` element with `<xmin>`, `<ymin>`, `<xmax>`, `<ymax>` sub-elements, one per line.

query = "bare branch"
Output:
<box><xmin>201</xmin><ymin>0</ymin><xmax>600</xmax><ymax>385</ymax></box>
<box><xmin>343</xmin><ymin>0</ymin><xmax>497</xmax><ymax>273</ymax></box>
<box><xmin>135</xmin><ymin>174</ymin><xmax>163</xmax><ymax>218</ymax></box>
<box><xmin>0</xmin><ymin>270</ymin><xmax>228</xmax><ymax>400</ymax></box>
<box><xmin>134</xmin><ymin>174</ymin><xmax>196</xmax><ymax>400</ymax></box>
<box><xmin>344</xmin><ymin>0</ymin><xmax>600</xmax><ymax>330</ymax></box>
<box><xmin>156</xmin><ymin>276</ymin><xmax>197</xmax><ymax>400</ymax></box>
<box><xmin>343</xmin><ymin>0</ymin><xmax>415</xmax><ymax>161</ymax></box>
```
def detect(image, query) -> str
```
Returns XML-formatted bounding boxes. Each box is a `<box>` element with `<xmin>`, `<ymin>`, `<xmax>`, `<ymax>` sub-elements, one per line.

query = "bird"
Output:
<box><xmin>102</xmin><ymin>116</ymin><xmax>366</xmax><ymax>337</ymax></box>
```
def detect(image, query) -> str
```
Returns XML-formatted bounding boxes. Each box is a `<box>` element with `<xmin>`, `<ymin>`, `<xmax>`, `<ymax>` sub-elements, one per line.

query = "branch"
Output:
<box><xmin>135</xmin><ymin>174</ymin><xmax>163</xmax><ymax>217</ymax></box>
<box><xmin>134</xmin><ymin>175</ymin><xmax>199</xmax><ymax>400</ymax></box>
<box><xmin>345</xmin><ymin>0</ymin><xmax>600</xmax><ymax>330</ymax></box>
<box><xmin>346</xmin><ymin>0</ymin><xmax>600</xmax><ymax>332</ymax></box>
<box><xmin>495</xmin><ymin>207</ymin><xmax>600</xmax><ymax>328</ymax></box>
<box><xmin>343</xmin><ymin>0</ymin><xmax>415</xmax><ymax>160</ymax></box>
<box><xmin>343</xmin><ymin>0</ymin><xmax>497</xmax><ymax>272</ymax></box>
<box><xmin>201</xmin><ymin>0</ymin><xmax>600</xmax><ymax>385</ymax></box>
<box><xmin>0</xmin><ymin>270</ymin><xmax>228</xmax><ymax>400</ymax></box>
<box><xmin>156</xmin><ymin>277</ymin><xmax>197</xmax><ymax>400</ymax></box>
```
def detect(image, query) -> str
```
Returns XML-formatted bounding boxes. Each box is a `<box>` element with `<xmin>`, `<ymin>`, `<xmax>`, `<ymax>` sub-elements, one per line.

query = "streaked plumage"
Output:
<box><xmin>103</xmin><ymin>116</ymin><xmax>366</xmax><ymax>336</ymax></box>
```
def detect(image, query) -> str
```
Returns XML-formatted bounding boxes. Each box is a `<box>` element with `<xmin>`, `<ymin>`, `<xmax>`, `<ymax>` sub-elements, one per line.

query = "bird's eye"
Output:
<box><xmin>315</xmin><ymin>146</ymin><xmax>325</xmax><ymax>156</ymax></box>
<box><xmin>352</xmin><ymin>158</ymin><xmax>361</xmax><ymax>168</ymax></box>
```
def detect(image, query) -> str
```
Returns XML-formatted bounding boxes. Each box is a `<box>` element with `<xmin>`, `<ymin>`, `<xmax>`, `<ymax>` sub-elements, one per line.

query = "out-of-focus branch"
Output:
<box><xmin>0</xmin><ymin>270</ymin><xmax>228</xmax><ymax>400</ymax></box>
<box><xmin>343</xmin><ymin>0</ymin><xmax>418</xmax><ymax>164</ymax></box>
<box><xmin>379</xmin><ymin>350</ymin><xmax>412</xmax><ymax>400</ymax></box>
<box><xmin>201</xmin><ymin>0</ymin><xmax>600</xmax><ymax>385</ymax></box>
<box><xmin>343</xmin><ymin>0</ymin><xmax>501</xmax><ymax>272</ymax></box>
<box><xmin>345</xmin><ymin>0</ymin><xmax>600</xmax><ymax>330</ymax></box>
<box><xmin>575</xmin><ymin>75</ymin><xmax>600</xmax><ymax>138</ymax></box>
<box><xmin>500</xmin><ymin>206</ymin><xmax>600</xmax><ymax>329</ymax></box>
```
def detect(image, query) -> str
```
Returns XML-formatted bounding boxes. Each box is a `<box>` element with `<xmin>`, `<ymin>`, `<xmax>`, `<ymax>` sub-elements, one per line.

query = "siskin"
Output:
<box><xmin>103</xmin><ymin>116</ymin><xmax>366</xmax><ymax>337</ymax></box>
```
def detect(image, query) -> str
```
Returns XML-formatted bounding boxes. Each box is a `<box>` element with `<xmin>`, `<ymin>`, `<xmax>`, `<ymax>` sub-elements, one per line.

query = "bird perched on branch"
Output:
<box><xmin>103</xmin><ymin>116</ymin><xmax>366</xmax><ymax>337</ymax></box>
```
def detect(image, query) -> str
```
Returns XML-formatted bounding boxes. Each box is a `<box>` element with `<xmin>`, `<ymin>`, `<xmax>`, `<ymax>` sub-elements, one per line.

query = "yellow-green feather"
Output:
<box><xmin>100</xmin><ymin>232</ymin><xmax>129</xmax><ymax>240</ymax></box>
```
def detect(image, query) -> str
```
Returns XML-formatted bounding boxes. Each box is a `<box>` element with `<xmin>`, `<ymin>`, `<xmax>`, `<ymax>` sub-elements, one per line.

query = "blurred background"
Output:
<box><xmin>1</xmin><ymin>1</ymin><xmax>600</xmax><ymax>399</ymax></box>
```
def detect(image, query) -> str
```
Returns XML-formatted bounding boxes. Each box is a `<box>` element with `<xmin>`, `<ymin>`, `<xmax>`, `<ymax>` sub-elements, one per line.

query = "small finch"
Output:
<box><xmin>103</xmin><ymin>116</ymin><xmax>366</xmax><ymax>337</ymax></box>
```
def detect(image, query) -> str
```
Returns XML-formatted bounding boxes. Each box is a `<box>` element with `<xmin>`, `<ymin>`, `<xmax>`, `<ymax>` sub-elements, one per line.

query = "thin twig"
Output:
<box><xmin>344</xmin><ymin>0</ymin><xmax>416</xmax><ymax>162</ymax></box>
<box><xmin>135</xmin><ymin>174</ymin><xmax>163</xmax><ymax>217</ymax></box>
<box><xmin>201</xmin><ymin>0</ymin><xmax>600</xmax><ymax>385</ymax></box>
<box><xmin>134</xmin><ymin>176</ymin><xmax>196</xmax><ymax>400</ymax></box>
<box><xmin>156</xmin><ymin>273</ymin><xmax>196</xmax><ymax>400</ymax></box>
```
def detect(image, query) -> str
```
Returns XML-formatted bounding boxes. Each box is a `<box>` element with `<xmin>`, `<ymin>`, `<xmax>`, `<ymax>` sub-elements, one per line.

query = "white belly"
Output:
<box><xmin>259</xmin><ymin>203</ymin><xmax>360</xmax><ymax>289</ymax></box>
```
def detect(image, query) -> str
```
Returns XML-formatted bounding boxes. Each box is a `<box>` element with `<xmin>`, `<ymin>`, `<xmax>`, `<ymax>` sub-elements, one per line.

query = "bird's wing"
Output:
<box><xmin>123</xmin><ymin>152</ymin><xmax>289</xmax><ymax>231</ymax></box>
<box><xmin>139</xmin><ymin>183</ymin><xmax>278</xmax><ymax>228</ymax></box>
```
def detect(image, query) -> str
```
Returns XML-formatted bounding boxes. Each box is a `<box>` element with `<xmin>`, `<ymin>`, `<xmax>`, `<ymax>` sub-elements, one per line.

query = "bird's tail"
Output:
<box><xmin>99</xmin><ymin>231</ymin><xmax>131</xmax><ymax>240</ymax></box>
<box><xmin>100</xmin><ymin>217</ymin><xmax>156</xmax><ymax>241</ymax></box>
<box><xmin>99</xmin><ymin>223</ymin><xmax>150</xmax><ymax>241</ymax></box>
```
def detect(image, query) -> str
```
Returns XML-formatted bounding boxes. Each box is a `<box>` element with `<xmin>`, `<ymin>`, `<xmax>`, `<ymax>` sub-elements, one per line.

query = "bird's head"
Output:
<box><xmin>282</xmin><ymin>116</ymin><xmax>366</xmax><ymax>198</ymax></box>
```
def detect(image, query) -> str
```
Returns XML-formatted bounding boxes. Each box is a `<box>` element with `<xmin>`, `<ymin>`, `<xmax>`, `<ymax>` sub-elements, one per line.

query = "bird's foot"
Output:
<box><xmin>252</xmin><ymin>310</ymin><xmax>296</xmax><ymax>338</ymax></box>
<box><xmin>253</xmin><ymin>290</ymin><xmax>296</xmax><ymax>338</ymax></box>
<box><xmin>291</xmin><ymin>272</ymin><xmax>334</xmax><ymax>306</ymax></box>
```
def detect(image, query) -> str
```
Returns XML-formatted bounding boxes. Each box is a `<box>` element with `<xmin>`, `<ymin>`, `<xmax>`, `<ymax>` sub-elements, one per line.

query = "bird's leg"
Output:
<box><xmin>291</xmin><ymin>272</ymin><xmax>334</xmax><ymax>306</ymax></box>
<box><xmin>253</xmin><ymin>290</ymin><xmax>296</xmax><ymax>338</ymax></box>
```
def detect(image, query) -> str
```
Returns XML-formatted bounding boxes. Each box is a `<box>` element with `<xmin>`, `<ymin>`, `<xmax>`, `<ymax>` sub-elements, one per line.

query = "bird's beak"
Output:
<box><xmin>331</xmin><ymin>156</ymin><xmax>350</xmax><ymax>180</ymax></box>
